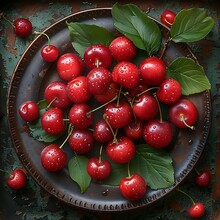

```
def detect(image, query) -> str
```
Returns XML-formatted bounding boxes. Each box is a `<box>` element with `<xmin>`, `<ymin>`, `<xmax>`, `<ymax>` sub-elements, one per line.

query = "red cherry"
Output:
<box><xmin>133</xmin><ymin>93</ymin><xmax>159</xmax><ymax>121</ymax></box>
<box><xmin>14</xmin><ymin>18</ymin><xmax>32</xmax><ymax>38</ymax></box>
<box><xmin>104</xmin><ymin>101</ymin><xmax>133</xmax><ymax>129</ymax></box>
<box><xmin>84</xmin><ymin>44</ymin><xmax>112</xmax><ymax>69</ymax></box>
<box><xmin>128</xmin><ymin>81</ymin><xmax>149</xmax><ymax>98</ymax></box>
<box><xmin>6</xmin><ymin>169</ymin><xmax>27</xmax><ymax>190</ymax></box>
<box><xmin>68</xmin><ymin>129</ymin><xmax>94</xmax><ymax>154</ymax></box>
<box><xmin>188</xmin><ymin>202</ymin><xmax>205</xmax><ymax>219</ymax></box>
<box><xmin>106</xmin><ymin>136</ymin><xmax>136</xmax><ymax>164</ymax></box>
<box><xmin>41</xmin><ymin>107</ymin><xmax>66</xmax><ymax>134</ymax></box>
<box><xmin>119</xmin><ymin>174</ymin><xmax>146</xmax><ymax>201</ymax></box>
<box><xmin>57</xmin><ymin>53</ymin><xmax>84</xmax><ymax>82</ymax></box>
<box><xmin>66</xmin><ymin>76</ymin><xmax>92</xmax><ymax>103</ymax></box>
<box><xmin>139</xmin><ymin>56</ymin><xmax>166</xmax><ymax>86</ymax></box>
<box><xmin>109</xmin><ymin>36</ymin><xmax>137</xmax><ymax>61</ymax></box>
<box><xmin>169</xmin><ymin>99</ymin><xmax>198</xmax><ymax>129</ymax></box>
<box><xmin>44</xmin><ymin>81</ymin><xmax>72</xmax><ymax>109</ymax></box>
<box><xmin>18</xmin><ymin>100</ymin><xmax>39</xmax><ymax>122</ymax></box>
<box><xmin>124</xmin><ymin>119</ymin><xmax>144</xmax><ymax>140</ymax></box>
<box><xmin>40</xmin><ymin>144</ymin><xmax>67</xmax><ymax>172</ymax></box>
<box><xmin>112</xmin><ymin>61</ymin><xmax>140</xmax><ymax>89</ymax></box>
<box><xmin>68</xmin><ymin>103</ymin><xmax>93</xmax><ymax>129</ymax></box>
<box><xmin>41</xmin><ymin>45</ymin><xmax>59</xmax><ymax>62</ymax></box>
<box><xmin>143</xmin><ymin>120</ymin><xmax>173</xmax><ymax>148</ymax></box>
<box><xmin>87</xmin><ymin>67</ymin><xmax>112</xmax><ymax>95</ymax></box>
<box><xmin>160</xmin><ymin>10</ymin><xmax>176</xmax><ymax>28</ymax></box>
<box><xmin>156</xmin><ymin>78</ymin><xmax>182</xmax><ymax>104</ymax></box>
<box><xmin>195</xmin><ymin>169</ymin><xmax>211</xmax><ymax>187</ymax></box>
<box><xmin>87</xmin><ymin>157</ymin><xmax>112</xmax><ymax>180</ymax></box>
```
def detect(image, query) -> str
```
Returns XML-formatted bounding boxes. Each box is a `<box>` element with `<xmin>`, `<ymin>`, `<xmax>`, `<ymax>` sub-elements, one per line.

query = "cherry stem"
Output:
<box><xmin>153</xmin><ymin>93</ymin><xmax>163</xmax><ymax>123</ymax></box>
<box><xmin>0</xmin><ymin>13</ymin><xmax>14</xmax><ymax>27</ymax></box>
<box><xmin>177</xmin><ymin>188</ymin><xmax>195</xmax><ymax>205</ymax></box>
<box><xmin>180</xmin><ymin>114</ymin><xmax>195</xmax><ymax>130</ymax></box>
<box><xmin>95</xmin><ymin>59</ymin><xmax>100</xmax><ymax>68</ymax></box>
<box><xmin>87</xmin><ymin>95</ymin><xmax>117</xmax><ymax>115</ymax></box>
<box><xmin>135</xmin><ymin>86</ymin><xmax>159</xmax><ymax>99</ymax></box>
<box><xmin>116</xmin><ymin>85</ymin><xmax>122</xmax><ymax>106</ymax></box>
<box><xmin>0</xmin><ymin>168</ymin><xmax>11</xmax><ymax>176</ymax></box>
<box><xmin>34</xmin><ymin>31</ymin><xmax>51</xmax><ymax>48</ymax></box>
<box><xmin>127</xmin><ymin>162</ymin><xmax>131</xmax><ymax>178</ymax></box>
<box><xmin>98</xmin><ymin>145</ymin><xmax>103</xmax><ymax>163</ymax></box>
<box><xmin>60</xmin><ymin>124</ymin><xmax>73</xmax><ymax>149</ymax></box>
<box><xmin>46</xmin><ymin>97</ymin><xmax>57</xmax><ymax>110</ymax></box>
<box><xmin>159</xmin><ymin>36</ymin><xmax>171</xmax><ymax>59</ymax></box>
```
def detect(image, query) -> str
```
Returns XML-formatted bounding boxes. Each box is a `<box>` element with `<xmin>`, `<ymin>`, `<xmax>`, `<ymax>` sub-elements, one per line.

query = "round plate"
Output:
<box><xmin>7</xmin><ymin>8</ymin><xmax>211</xmax><ymax>213</ymax></box>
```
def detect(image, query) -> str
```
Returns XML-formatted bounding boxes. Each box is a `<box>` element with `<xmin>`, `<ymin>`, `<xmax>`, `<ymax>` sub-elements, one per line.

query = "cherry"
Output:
<box><xmin>44</xmin><ymin>81</ymin><xmax>72</xmax><ymax>109</ymax></box>
<box><xmin>66</xmin><ymin>76</ymin><xmax>92</xmax><ymax>103</ymax></box>
<box><xmin>93</xmin><ymin>119</ymin><xmax>114</xmax><ymax>143</ymax></box>
<box><xmin>18</xmin><ymin>100</ymin><xmax>40</xmax><ymax>122</ymax></box>
<box><xmin>133</xmin><ymin>93</ymin><xmax>159</xmax><ymax>121</ymax></box>
<box><xmin>41</xmin><ymin>144</ymin><xmax>67</xmax><ymax>172</ymax></box>
<box><xmin>41</xmin><ymin>107</ymin><xmax>66</xmax><ymax>134</ymax></box>
<box><xmin>128</xmin><ymin>81</ymin><xmax>149</xmax><ymax>98</ymax></box>
<box><xmin>104</xmin><ymin>101</ymin><xmax>133</xmax><ymax>129</ymax></box>
<box><xmin>124</xmin><ymin>119</ymin><xmax>144</xmax><ymax>140</ymax></box>
<box><xmin>84</xmin><ymin>44</ymin><xmax>112</xmax><ymax>69</ymax></box>
<box><xmin>195</xmin><ymin>169</ymin><xmax>211</xmax><ymax>187</ymax></box>
<box><xmin>68</xmin><ymin>103</ymin><xmax>93</xmax><ymax>129</ymax></box>
<box><xmin>119</xmin><ymin>173</ymin><xmax>146</xmax><ymax>201</ymax></box>
<box><xmin>112</xmin><ymin>61</ymin><xmax>140</xmax><ymax>89</ymax></box>
<box><xmin>169</xmin><ymin>99</ymin><xmax>198</xmax><ymax>129</ymax></box>
<box><xmin>57</xmin><ymin>53</ymin><xmax>84</xmax><ymax>82</ymax></box>
<box><xmin>139</xmin><ymin>56</ymin><xmax>166</xmax><ymax>86</ymax></box>
<box><xmin>6</xmin><ymin>168</ymin><xmax>27</xmax><ymax>190</ymax></box>
<box><xmin>160</xmin><ymin>10</ymin><xmax>176</xmax><ymax>28</ymax></box>
<box><xmin>94</xmin><ymin>82</ymin><xmax>119</xmax><ymax>104</ymax></box>
<box><xmin>14</xmin><ymin>18</ymin><xmax>32</xmax><ymax>38</ymax></box>
<box><xmin>87</xmin><ymin>67</ymin><xmax>112</xmax><ymax>95</ymax></box>
<box><xmin>106</xmin><ymin>136</ymin><xmax>136</xmax><ymax>164</ymax></box>
<box><xmin>109</xmin><ymin>35</ymin><xmax>137</xmax><ymax>62</ymax></box>
<box><xmin>143</xmin><ymin>120</ymin><xmax>173</xmax><ymax>148</ymax></box>
<box><xmin>156</xmin><ymin>78</ymin><xmax>182</xmax><ymax>104</ymax></box>
<box><xmin>68</xmin><ymin>129</ymin><xmax>94</xmax><ymax>154</ymax></box>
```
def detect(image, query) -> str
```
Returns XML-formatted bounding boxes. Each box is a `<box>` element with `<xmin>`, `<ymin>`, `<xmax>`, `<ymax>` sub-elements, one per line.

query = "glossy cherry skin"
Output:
<box><xmin>18</xmin><ymin>100</ymin><xmax>39</xmax><ymax>122</ymax></box>
<box><xmin>169</xmin><ymin>99</ymin><xmax>198</xmax><ymax>129</ymax></box>
<box><xmin>68</xmin><ymin>129</ymin><xmax>94</xmax><ymax>154</ymax></box>
<box><xmin>44</xmin><ymin>81</ymin><xmax>72</xmax><ymax>109</ymax></box>
<box><xmin>6</xmin><ymin>169</ymin><xmax>27</xmax><ymax>190</ymax></box>
<box><xmin>133</xmin><ymin>94</ymin><xmax>159</xmax><ymax>121</ymax></box>
<box><xmin>104</xmin><ymin>101</ymin><xmax>133</xmax><ymax>129</ymax></box>
<box><xmin>87</xmin><ymin>157</ymin><xmax>112</xmax><ymax>180</ymax></box>
<box><xmin>160</xmin><ymin>10</ymin><xmax>176</xmax><ymax>28</ymax></box>
<box><xmin>68</xmin><ymin>103</ymin><xmax>93</xmax><ymax>129</ymax></box>
<box><xmin>41</xmin><ymin>45</ymin><xmax>59</xmax><ymax>62</ymax></box>
<box><xmin>119</xmin><ymin>174</ymin><xmax>146</xmax><ymax>201</ymax></box>
<box><xmin>124</xmin><ymin>119</ymin><xmax>144</xmax><ymax>140</ymax></box>
<box><xmin>87</xmin><ymin>67</ymin><xmax>112</xmax><ymax>95</ymax></box>
<box><xmin>40</xmin><ymin>144</ymin><xmax>67</xmax><ymax>172</ymax></box>
<box><xmin>195</xmin><ymin>169</ymin><xmax>211</xmax><ymax>187</ymax></box>
<box><xmin>143</xmin><ymin>120</ymin><xmax>173</xmax><ymax>148</ymax></box>
<box><xmin>14</xmin><ymin>18</ymin><xmax>32</xmax><ymax>38</ymax></box>
<box><xmin>139</xmin><ymin>56</ymin><xmax>166</xmax><ymax>86</ymax></box>
<box><xmin>112</xmin><ymin>61</ymin><xmax>140</xmax><ymax>89</ymax></box>
<box><xmin>106</xmin><ymin>136</ymin><xmax>136</xmax><ymax>164</ymax></box>
<box><xmin>93</xmin><ymin>120</ymin><xmax>113</xmax><ymax>143</ymax></box>
<box><xmin>84</xmin><ymin>44</ymin><xmax>112</xmax><ymax>69</ymax></box>
<box><xmin>188</xmin><ymin>202</ymin><xmax>205</xmax><ymax>219</ymax></box>
<box><xmin>41</xmin><ymin>107</ymin><xmax>65</xmax><ymax>134</ymax></box>
<box><xmin>109</xmin><ymin>36</ymin><xmax>137</xmax><ymax>62</ymax></box>
<box><xmin>66</xmin><ymin>76</ymin><xmax>92</xmax><ymax>103</ymax></box>
<box><xmin>57</xmin><ymin>53</ymin><xmax>84</xmax><ymax>82</ymax></box>
<box><xmin>156</xmin><ymin>78</ymin><xmax>182</xmax><ymax>104</ymax></box>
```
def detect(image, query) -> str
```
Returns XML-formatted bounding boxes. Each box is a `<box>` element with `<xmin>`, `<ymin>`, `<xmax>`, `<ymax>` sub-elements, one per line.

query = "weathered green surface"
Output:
<box><xmin>0</xmin><ymin>1</ymin><xmax>220</xmax><ymax>219</ymax></box>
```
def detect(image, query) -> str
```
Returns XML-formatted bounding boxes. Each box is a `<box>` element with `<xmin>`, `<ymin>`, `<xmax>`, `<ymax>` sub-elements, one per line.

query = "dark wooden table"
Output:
<box><xmin>1</xmin><ymin>1</ymin><xmax>220</xmax><ymax>219</ymax></box>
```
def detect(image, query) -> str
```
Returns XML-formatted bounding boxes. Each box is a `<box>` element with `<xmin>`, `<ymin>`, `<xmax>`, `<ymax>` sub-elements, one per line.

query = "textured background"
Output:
<box><xmin>0</xmin><ymin>1</ymin><xmax>220</xmax><ymax>219</ymax></box>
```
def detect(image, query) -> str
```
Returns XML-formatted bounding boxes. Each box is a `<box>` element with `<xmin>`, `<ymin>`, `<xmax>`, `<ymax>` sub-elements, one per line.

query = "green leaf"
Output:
<box><xmin>28</xmin><ymin>100</ymin><xmax>63</xmax><ymax>142</ymax></box>
<box><xmin>130</xmin><ymin>144</ymin><xmax>174</xmax><ymax>190</ymax></box>
<box><xmin>167</xmin><ymin>57</ymin><xmax>211</xmax><ymax>95</ymax></box>
<box><xmin>112</xmin><ymin>3</ymin><xmax>162</xmax><ymax>56</ymax></box>
<box><xmin>170</xmin><ymin>8</ymin><xmax>214</xmax><ymax>43</ymax></box>
<box><xmin>68</xmin><ymin>155</ymin><xmax>91</xmax><ymax>193</ymax></box>
<box><xmin>67</xmin><ymin>22</ymin><xmax>114</xmax><ymax>57</ymax></box>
